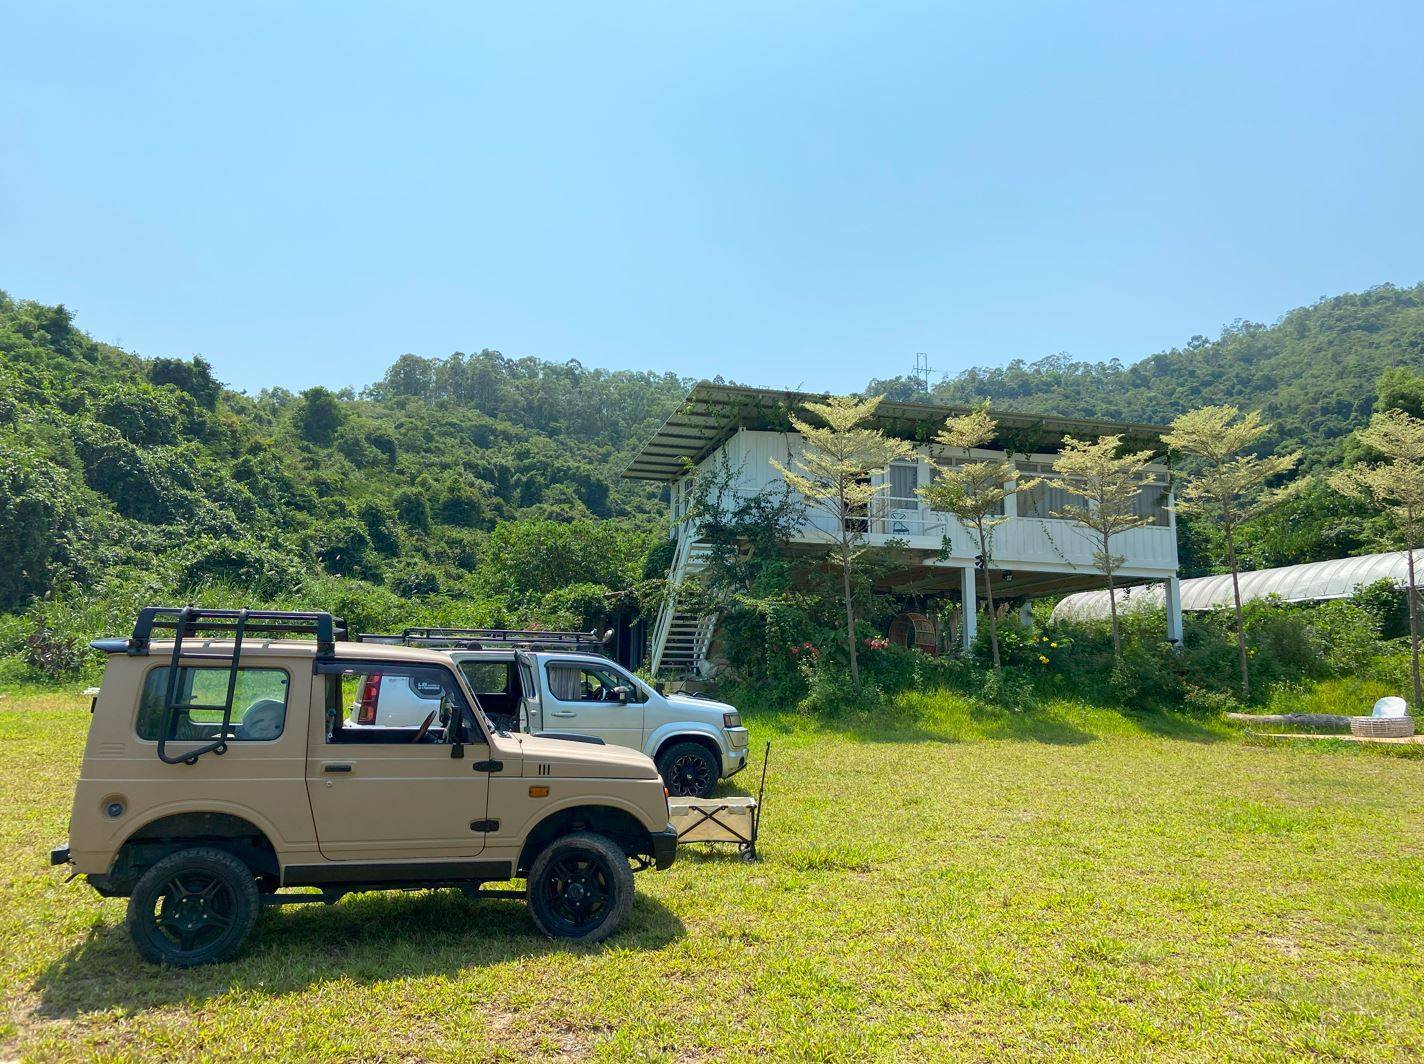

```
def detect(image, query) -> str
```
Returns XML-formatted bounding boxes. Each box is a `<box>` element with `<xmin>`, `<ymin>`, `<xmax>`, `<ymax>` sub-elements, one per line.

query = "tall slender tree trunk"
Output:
<box><xmin>1223</xmin><ymin>523</ymin><xmax>1250</xmax><ymax>700</ymax></box>
<box><xmin>1103</xmin><ymin>528</ymin><xmax>1121</xmax><ymax>658</ymax></box>
<box><xmin>841</xmin><ymin>536</ymin><xmax>859</xmax><ymax>692</ymax></box>
<box><xmin>977</xmin><ymin>521</ymin><xmax>1001</xmax><ymax>669</ymax></box>
<box><xmin>1406</xmin><ymin>536</ymin><xmax>1421</xmax><ymax>711</ymax></box>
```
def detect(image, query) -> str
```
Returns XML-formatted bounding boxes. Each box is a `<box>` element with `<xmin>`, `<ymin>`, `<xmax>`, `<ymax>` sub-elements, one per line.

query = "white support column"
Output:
<box><xmin>1003</xmin><ymin>477</ymin><xmax>1018</xmax><ymax>518</ymax></box>
<box><xmin>1165</xmin><ymin>574</ymin><xmax>1184</xmax><ymax>647</ymax></box>
<box><xmin>961</xmin><ymin>565</ymin><xmax>978</xmax><ymax>653</ymax></box>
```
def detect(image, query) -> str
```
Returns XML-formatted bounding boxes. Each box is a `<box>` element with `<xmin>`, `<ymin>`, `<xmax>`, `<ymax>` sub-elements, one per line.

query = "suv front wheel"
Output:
<box><xmin>526</xmin><ymin>832</ymin><xmax>633</xmax><ymax>943</ymax></box>
<box><xmin>126</xmin><ymin>847</ymin><xmax>260</xmax><ymax>967</ymax></box>
<box><xmin>657</xmin><ymin>741</ymin><xmax>718</xmax><ymax>799</ymax></box>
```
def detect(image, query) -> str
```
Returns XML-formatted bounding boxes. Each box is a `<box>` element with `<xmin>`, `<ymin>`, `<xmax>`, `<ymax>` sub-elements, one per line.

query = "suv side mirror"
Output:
<box><xmin>613</xmin><ymin>685</ymin><xmax>634</xmax><ymax>704</ymax></box>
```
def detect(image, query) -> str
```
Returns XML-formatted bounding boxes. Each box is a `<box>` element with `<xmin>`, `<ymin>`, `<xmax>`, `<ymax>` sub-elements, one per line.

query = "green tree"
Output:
<box><xmin>1165</xmin><ymin>406</ymin><xmax>1301</xmax><ymax>698</ymax></box>
<box><xmin>1331</xmin><ymin>408</ymin><xmax>1424</xmax><ymax>710</ymax></box>
<box><xmin>295</xmin><ymin>387</ymin><xmax>346</xmax><ymax>446</ymax></box>
<box><xmin>771</xmin><ymin>394</ymin><xmax>913</xmax><ymax>692</ymax></box>
<box><xmin>1375</xmin><ymin>367</ymin><xmax>1424</xmax><ymax>419</ymax></box>
<box><xmin>148</xmin><ymin>356</ymin><xmax>222</xmax><ymax>409</ymax></box>
<box><xmin>1050</xmin><ymin>435</ymin><xmax>1155</xmax><ymax>659</ymax></box>
<box><xmin>919</xmin><ymin>403</ymin><xmax>1040</xmax><ymax>670</ymax></box>
<box><xmin>393</xmin><ymin>489</ymin><xmax>432</xmax><ymax>532</ymax></box>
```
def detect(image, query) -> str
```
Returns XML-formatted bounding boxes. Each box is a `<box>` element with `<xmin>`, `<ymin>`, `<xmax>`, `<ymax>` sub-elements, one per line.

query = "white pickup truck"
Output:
<box><xmin>349</xmin><ymin>630</ymin><xmax>750</xmax><ymax>798</ymax></box>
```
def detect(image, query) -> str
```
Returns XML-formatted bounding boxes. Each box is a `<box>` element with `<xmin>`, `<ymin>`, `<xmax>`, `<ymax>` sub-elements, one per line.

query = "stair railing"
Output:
<box><xmin>649</xmin><ymin>532</ymin><xmax>694</xmax><ymax>675</ymax></box>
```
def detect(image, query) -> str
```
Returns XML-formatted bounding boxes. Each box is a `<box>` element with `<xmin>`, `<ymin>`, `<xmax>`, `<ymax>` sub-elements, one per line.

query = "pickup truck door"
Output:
<box><xmin>540</xmin><ymin>659</ymin><xmax>644</xmax><ymax>750</ymax></box>
<box><xmin>516</xmin><ymin>652</ymin><xmax>542</xmax><ymax>732</ymax></box>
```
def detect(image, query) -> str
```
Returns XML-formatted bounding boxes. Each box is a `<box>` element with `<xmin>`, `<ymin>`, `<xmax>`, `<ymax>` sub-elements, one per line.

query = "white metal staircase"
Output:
<box><xmin>649</xmin><ymin>536</ymin><xmax>717</xmax><ymax>677</ymax></box>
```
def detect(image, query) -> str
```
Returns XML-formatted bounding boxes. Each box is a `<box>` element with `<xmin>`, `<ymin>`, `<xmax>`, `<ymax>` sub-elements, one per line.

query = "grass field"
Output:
<box><xmin>4</xmin><ymin>685</ymin><xmax>1424</xmax><ymax>1061</ymax></box>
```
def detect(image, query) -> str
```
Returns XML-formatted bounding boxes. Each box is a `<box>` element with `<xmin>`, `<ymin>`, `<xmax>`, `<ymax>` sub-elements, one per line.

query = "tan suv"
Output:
<box><xmin>49</xmin><ymin>608</ymin><xmax>677</xmax><ymax>967</ymax></box>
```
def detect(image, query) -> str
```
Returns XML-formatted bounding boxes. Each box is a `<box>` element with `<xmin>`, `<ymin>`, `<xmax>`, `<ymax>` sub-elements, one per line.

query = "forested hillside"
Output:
<box><xmin>0</xmin><ymin>291</ymin><xmax>687</xmax><ymax>656</ymax></box>
<box><xmin>871</xmin><ymin>283</ymin><xmax>1424</xmax><ymax>466</ymax></box>
<box><xmin>2</xmin><ymin>281</ymin><xmax>1420</xmax><ymax>676</ymax></box>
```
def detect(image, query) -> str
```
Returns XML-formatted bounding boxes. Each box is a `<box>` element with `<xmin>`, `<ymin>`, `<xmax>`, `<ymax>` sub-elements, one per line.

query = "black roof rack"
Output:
<box><xmin>108</xmin><ymin>607</ymin><xmax>347</xmax><ymax>767</ymax></box>
<box><xmin>358</xmin><ymin>627</ymin><xmax>613</xmax><ymax>655</ymax></box>
<box><xmin>126</xmin><ymin>606</ymin><xmax>346</xmax><ymax>656</ymax></box>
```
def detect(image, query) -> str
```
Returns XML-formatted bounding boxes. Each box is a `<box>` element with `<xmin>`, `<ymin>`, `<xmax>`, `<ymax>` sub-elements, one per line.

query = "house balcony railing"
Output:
<box><xmin>677</xmin><ymin>490</ymin><xmax>1177</xmax><ymax>574</ymax></box>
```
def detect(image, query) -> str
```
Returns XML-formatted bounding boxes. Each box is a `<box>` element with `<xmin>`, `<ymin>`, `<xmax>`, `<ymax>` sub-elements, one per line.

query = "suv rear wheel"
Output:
<box><xmin>526</xmin><ymin>832</ymin><xmax>633</xmax><ymax>943</ymax></box>
<box><xmin>126</xmin><ymin>847</ymin><xmax>260</xmax><ymax>967</ymax></box>
<box><xmin>657</xmin><ymin>741</ymin><xmax>718</xmax><ymax>798</ymax></box>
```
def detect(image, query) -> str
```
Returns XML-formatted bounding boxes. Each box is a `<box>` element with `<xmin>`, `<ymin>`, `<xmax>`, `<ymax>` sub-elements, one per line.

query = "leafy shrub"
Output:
<box><xmin>1350</xmin><ymin>579</ymin><xmax>1409</xmax><ymax>639</ymax></box>
<box><xmin>93</xmin><ymin>383</ymin><xmax>198</xmax><ymax>445</ymax></box>
<box><xmin>309</xmin><ymin>518</ymin><xmax>373</xmax><ymax>578</ymax></box>
<box><xmin>386</xmin><ymin>559</ymin><xmax>444</xmax><ymax>598</ymax></box>
<box><xmin>393</xmin><ymin>489</ymin><xmax>432</xmax><ymax>532</ymax></box>
<box><xmin>23</xmin><ymin>614</ymin><xmax>85</xmax><ymax>679</ymax></box>
<box><xmin>174</xmin><ymin>537</ymin><xmax>306</xmax><ymax>597</ymax></box>
<box><xmin>0</xmin><ymin>440</ymin><xmax>81</xmax><ymax>608</ymax></box>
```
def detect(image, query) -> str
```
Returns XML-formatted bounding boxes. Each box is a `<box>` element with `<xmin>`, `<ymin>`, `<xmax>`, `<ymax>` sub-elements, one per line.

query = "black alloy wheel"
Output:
<box><xmin>526</xmin><ymin>832</ymin><xmax>633</xmax><ymax>942</ymax></box>
<box><xmin>658</xmin><ymin>741</ymin><xmax>718</xmax><ymax>799</ymax></box>
<box><xmin>126</xmin><ymin>847</ymin><xmax>260</xmax><ymax>967</ymax></box>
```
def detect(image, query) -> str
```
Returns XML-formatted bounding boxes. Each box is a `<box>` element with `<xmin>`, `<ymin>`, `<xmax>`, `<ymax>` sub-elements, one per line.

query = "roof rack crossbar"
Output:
<box><xmin>129</xmin><ymin>607</ymin><xmax>343</xmax><ymax>656</ymax></box>
<box><xmin>358</xmin><ymin>627</ymin><xmax>613</xmax><ymax>655</ymax></box>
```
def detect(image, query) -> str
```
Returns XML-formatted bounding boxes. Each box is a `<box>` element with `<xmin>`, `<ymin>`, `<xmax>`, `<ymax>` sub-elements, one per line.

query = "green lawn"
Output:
<box><xmin>4</xmin><ymin>687</ymin><xmax>1424</xmax><ymax>1060</ymax></box>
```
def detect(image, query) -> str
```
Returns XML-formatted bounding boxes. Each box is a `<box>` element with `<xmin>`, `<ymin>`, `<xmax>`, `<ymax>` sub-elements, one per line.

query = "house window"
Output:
<box><xmin>1015</xmin><ymin>462</ymin><xmax>1084</xmax><ymax>520</ymax></box>
<box><xmin>1134</xmin><ymin>482</ymin><xmax>1171</xmax><ymax>527</ymax></box>
<box><xmin>887</xmin><ymin>462</ymin><xmax>919</xmax><ymax>504</ymax></box>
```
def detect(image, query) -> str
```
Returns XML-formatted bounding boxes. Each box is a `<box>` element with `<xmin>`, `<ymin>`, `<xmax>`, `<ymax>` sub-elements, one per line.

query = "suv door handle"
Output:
<box><xmin>323</xmin><ymin>763</ymin><xmax>353</xmax><ymax>773</ymax></box>
<box><xmin>551</xmin><ymin>710</ymin><xmax>576</xmax><ymax>718</ymax></box>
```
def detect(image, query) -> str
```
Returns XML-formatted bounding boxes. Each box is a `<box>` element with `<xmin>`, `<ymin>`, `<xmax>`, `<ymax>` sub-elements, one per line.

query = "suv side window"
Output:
<box><xmin>136</xmin><ymin>666</ymin><xmax>290</xmax><ymax>742</ymax></box>
<box><xmin>546</xmin><ymin>662</ymin><xmax>644</xmax><ymax>704</ymax></box>
<box><xmin>460</xmin><ymin>662</ymin><xmax>511</xmax><ymax>696</ymax></box>
<box><xmin>322</xmin><ymin>663</ymin><xmax>476</xmax><ymax>745</ymax></box>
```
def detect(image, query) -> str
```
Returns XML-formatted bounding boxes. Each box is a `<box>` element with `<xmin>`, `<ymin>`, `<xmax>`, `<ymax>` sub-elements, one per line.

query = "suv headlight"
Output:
<box><xmin>723</xmin><ymin>711</ymin><xmax>741</xmax><ymax>728</ymax></box>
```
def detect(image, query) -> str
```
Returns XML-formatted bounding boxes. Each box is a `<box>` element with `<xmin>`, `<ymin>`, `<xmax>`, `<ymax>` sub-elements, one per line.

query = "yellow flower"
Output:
<box><xmin>1049</xmin><ymin>642</ymin><xmax>1058</xmax><ymax>648</ymax></box>
<box><xmin>1038</xmin><ymin>654</ymin><xmax>1049</xmax><ymax>664</ymax></box>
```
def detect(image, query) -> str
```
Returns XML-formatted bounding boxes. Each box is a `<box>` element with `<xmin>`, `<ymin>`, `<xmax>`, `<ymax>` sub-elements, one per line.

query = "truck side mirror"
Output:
<box><xmin>614</xmin><ymin>685</ymin><xmax>634</xmax><ymax>703</ymax></box>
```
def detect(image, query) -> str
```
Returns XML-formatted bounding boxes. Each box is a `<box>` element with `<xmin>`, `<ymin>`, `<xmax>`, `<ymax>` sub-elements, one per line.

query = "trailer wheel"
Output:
<box><xmin>658</xmin><ymin>741</ymin><xmax>718</xmax><ymax>798</ymax></box>
<box><xmin>526</xmin><ymin>832</ymin><xmax>633</xmax><ymax>943</ymax></box>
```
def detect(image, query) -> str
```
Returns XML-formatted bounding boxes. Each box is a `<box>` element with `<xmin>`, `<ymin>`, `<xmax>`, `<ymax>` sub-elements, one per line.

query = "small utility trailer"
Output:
<box><xmin>667</xmin><ymin>742</ymin><xmax>770</xmax><ymax>860</ymax></box>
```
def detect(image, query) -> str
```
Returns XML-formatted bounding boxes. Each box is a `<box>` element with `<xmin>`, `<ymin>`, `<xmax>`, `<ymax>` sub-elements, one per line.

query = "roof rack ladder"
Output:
<box><xmin>156</xmin><ymin>607</ymin><xmax>249</xmax><ymax>766</ymax></box>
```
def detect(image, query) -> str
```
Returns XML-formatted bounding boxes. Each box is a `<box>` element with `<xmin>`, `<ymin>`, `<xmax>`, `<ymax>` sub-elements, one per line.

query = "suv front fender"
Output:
<box><xmin>645</xmin><ymin>722</ymin><xmax>728</xmax><ymax>770</ymax></box>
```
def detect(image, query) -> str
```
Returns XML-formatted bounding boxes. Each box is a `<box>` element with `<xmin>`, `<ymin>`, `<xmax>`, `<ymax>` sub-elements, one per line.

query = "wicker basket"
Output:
<box><xmin>1350</xmin><ymin>715</ymin><xmax>1415</xmax><ymax>739</ymax></box>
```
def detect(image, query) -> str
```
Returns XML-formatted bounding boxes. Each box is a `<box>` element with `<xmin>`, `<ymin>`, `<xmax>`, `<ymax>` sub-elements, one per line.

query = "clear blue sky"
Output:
<box><xmin>3</xmin><ymin>2</ymin><xmax>1422</xmax><ymax>396</ymax></box>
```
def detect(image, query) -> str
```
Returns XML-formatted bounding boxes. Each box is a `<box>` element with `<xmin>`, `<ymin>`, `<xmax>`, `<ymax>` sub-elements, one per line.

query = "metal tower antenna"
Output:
<box><xmin>913</xmin><ymin>352</ymin><xmax>932</xmax><ymax>394</ymax></box>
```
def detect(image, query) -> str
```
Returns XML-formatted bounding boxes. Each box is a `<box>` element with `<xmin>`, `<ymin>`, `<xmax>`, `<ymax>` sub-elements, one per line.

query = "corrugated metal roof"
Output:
<box><xmin>624</xmin><ymin>381</ymin><xmax>1171</xmax><ymax>482</ymax></box>
<box><xmin>1051</xmin><ymin>551</ymin><xmax>1418</xmax><ymax>623</ymax></box>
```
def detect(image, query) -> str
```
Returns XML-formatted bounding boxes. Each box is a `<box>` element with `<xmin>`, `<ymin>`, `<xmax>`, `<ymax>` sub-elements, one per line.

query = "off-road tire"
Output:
<box><xmin>526</xmin><ymin>831</ymin><xmax>634</xmax><ymax>943</ymax></box>
<box><xmin>657</xmin><ymin>741</ymin><xmax>719</xmax><ymax>799</ymax></box>
<box><xmin>126</xmin><ymin>847</ymin><xmax>260</xmax><ymax>967</ymax></box>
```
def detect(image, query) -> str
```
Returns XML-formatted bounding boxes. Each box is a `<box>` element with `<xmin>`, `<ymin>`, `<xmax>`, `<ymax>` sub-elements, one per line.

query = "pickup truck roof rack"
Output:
<box><xmin>97</xmin><ymin>607</ymin><xmax>345</xmax><ymax>767</ymax></box>
<box><xmin>359</xmin><ymin>627</ymin><xmax>613</xmax><ymax>655</ymax></box>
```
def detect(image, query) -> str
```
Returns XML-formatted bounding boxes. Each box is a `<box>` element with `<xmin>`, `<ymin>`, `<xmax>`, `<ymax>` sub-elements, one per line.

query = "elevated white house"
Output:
<box><xmin>626</xmin><ymin>382</ymin><xmax>1185</xmax><ymax>677</ymax></box>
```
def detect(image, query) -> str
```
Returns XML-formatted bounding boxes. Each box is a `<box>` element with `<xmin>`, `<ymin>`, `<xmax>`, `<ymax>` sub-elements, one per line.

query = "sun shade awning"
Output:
<box><xmin>623</xmin><ymin>381</ymin><xmax>1170</xmax><ymax>482</ymax></box>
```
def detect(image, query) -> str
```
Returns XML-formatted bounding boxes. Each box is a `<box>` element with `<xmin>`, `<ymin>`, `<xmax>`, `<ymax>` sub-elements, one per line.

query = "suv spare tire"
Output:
<box><xmin>526</xmin><ymin>831</ymin><xmax>633</xmax><ymax>943</ymax></box>
<box><xmin>126</xmin><ymin>847</ymin><xmax>260</xmax><ymax>967</ymax></box>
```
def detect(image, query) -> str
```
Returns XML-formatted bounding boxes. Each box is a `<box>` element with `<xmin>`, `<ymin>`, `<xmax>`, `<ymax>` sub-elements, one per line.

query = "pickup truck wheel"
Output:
<box><xmin>126</xmin><ymin>847</ymin><xmax>259</xmax><ymax>967</ymax></box>
<box><xmin>526</xmin><ymin>832</ymin><xmax>633</xmax><ymax>943</ymax></box>
<box><xmin>658</xmin><ymin>741</ymin><xmax>718</xmax><ymax>798</ymax></box>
